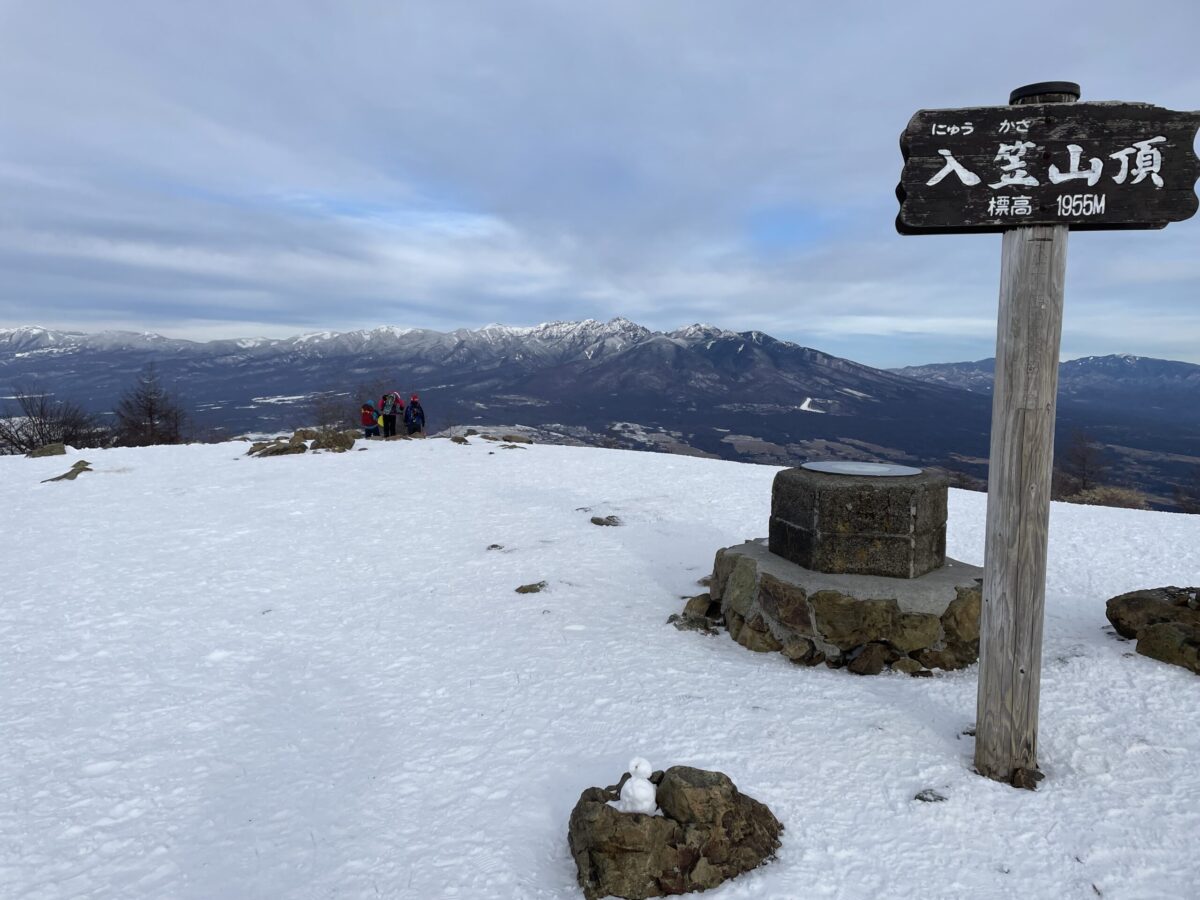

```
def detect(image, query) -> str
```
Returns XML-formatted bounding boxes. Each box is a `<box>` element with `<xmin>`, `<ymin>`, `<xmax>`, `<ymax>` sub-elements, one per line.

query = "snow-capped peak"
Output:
<box><xmin>668</xmin><ymin>323</ymin><xmax>737</xmax><ymax>342</ymax></box>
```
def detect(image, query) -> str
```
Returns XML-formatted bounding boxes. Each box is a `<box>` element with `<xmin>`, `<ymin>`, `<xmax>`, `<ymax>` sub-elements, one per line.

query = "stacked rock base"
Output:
<box><xmin>710</xmin><ymin>539</ymin><xmax>983</xmax><ymax>674</ymax></box>
<box><xmin>568</xmin><ymin>766</ymin><xmax>782</xmax><ymax>900</ymax></box>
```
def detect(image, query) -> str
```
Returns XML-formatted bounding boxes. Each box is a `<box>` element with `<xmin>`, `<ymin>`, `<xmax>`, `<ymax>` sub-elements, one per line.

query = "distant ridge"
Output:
<box><xmin>894</xmin><ymin>355</ymin><xmax>1200</xmax><ymax>419</ymax></box>
<box><xmin>2</xmin><ymin>318</ymin><xmax>1197</xmax><ymax>509</ymax></box>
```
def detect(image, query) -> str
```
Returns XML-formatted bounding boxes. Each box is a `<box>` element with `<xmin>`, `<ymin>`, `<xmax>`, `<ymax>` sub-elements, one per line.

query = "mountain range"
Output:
<box><xmin>2</xmin><ymin>319</ymin><xmax>1197</xmax><ymax>508</ymax></box>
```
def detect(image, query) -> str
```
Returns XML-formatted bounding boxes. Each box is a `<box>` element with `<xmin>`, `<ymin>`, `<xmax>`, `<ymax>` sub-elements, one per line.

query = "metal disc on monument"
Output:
<box><xmin>801</xmin><ymin>461</ymin><xmax>924</xmax><ymax>477</ymax></box>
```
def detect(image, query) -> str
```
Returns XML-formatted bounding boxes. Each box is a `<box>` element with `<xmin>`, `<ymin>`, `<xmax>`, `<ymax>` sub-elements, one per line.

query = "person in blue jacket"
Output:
<box><xmin>404</xmin><ymin>393</ymin><xmax>426</xmax><ymax>436</ymax></box>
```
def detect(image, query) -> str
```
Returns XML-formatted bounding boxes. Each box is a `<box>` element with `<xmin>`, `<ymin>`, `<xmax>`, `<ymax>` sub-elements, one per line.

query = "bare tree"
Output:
<box><xmin>306</xmin><ymin>391</ymin><xmax>354</xmax><ymax>432</ymax></box>
<box><xmin>0</xmin><ymin>383</ymin><xmax>108</xmax><ymax>454</ymax></box>
<box><xmin>1053</xmin><ymin>428</ymin><xmax>1109</xmax><ymax>498</ymax></box>
<box><xmin>113</xmin><ymin>364</ymin><xmax>189</xmax><ymax>446</ymax></box>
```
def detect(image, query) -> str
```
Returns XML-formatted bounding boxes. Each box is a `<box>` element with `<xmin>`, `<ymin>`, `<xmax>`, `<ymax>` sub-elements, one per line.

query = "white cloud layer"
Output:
<box><xmin>0</xmin><ymin>0</ymin><xmax>1198</xmax><ymax>366</ymax></box>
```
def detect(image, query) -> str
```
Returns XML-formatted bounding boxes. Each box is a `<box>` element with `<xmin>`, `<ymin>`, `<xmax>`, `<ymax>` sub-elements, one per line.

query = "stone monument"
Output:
<box><xmin>700</xmin><ymin>461</ymin><xmax>983</xmax><ymax>675</ymax></box>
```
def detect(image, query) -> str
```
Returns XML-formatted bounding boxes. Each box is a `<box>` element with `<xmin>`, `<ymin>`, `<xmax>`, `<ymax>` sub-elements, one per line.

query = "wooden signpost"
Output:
<box><xmin>896</xmin><ymin>83</ymin><xmax>1200</xmax><ymax>789</ymax></box>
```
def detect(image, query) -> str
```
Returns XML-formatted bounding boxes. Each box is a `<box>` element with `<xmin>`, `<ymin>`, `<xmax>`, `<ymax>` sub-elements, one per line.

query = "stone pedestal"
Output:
<box><xmin>769</xmin><ymin>466</ymin><xmax>948</xmax><ymax>579</ymax></box>
<box><xmin>710</xmin><ymin>540</ymin><xmax>983</xmax><ymax>673</ymax></box>
<box><xmin>687</xmin><ymin>462</ymin><xmax>977</xmax><ymax>674</ymax></box>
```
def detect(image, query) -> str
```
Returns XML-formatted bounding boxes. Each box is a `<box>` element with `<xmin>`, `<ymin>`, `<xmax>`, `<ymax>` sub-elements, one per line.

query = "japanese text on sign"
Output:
<box><xmin>896</xmin><ymin>101</ymin><xmax>1200</xmax><ymax>234</ymax></box>
<box><xmin>928</xmin><ymin>138</ymin><xmax>1167</xmax><ymax>191</ymax></box>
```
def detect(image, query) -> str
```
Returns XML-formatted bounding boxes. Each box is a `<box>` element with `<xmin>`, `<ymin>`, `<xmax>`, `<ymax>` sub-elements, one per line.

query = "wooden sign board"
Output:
<box><xmin>897</xmin><ymin>102</ymin><xmax>1200</xmax><ymax>234</ymax></box>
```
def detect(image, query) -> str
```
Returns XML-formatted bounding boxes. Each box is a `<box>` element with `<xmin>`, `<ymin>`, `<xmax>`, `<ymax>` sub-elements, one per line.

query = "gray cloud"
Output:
<box><xmin>1</xmin><ymin>0</ymin><xmax>1197</xmax><ymax>366</ymax></box>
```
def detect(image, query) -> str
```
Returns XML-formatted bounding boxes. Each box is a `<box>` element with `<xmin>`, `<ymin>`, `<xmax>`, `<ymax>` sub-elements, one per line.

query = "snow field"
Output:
<box><xmin>1</xmin><ymin>439</ymin><xmax>1198</xmax><ymax>899</ymax></box>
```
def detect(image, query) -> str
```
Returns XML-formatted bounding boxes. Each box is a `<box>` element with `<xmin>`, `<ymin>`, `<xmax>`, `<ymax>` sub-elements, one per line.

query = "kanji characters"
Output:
<box><xmin>1048</xmin><ymin>144</ymin><xmax>1103</xmax><ymax>186</ymax></box>
<box><xmin>926</xmin><ymin>149</ymin><xmax>981</xmax><ymax>187</ymax></box>
<box><xmin>1109</xmin><ymin>136</ymin><xmax>1166</xmax><ymax>187</ymax></box>
<box><xmin>925</xmin><ymin>125</ymin><xmax>1176</xmax><ymax>207</ymax></box>
<box><xmin>986</xmin><ymin>195</ymin><xmax>1034</xmax><ymax>217</ymax></box>
<box><xmin>989</xmin><ymin>141</ymin><xmax>1038</xmax><ymax>189</ymax></box>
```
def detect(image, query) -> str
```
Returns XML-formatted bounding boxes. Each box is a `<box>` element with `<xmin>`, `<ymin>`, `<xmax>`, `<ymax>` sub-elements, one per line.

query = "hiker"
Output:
<box><xmin>360</xmin><ymin>403</ymin><xmax>381</xmax><ymax>438</ymax></box>
<box><xmin>405</xmin><ymin>393</ymin><xmax>426</xmax><ymax>436</ymax></box>
<box><xmin>378</xmin><ymin>390</ymin><xmax>404</xmax><ymax>438</ymax></box>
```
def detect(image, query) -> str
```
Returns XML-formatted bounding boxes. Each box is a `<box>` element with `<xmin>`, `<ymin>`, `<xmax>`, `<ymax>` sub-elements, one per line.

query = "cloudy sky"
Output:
<box><xmin>1</xmin><ymin>1</ymin><xmax>1198</xmax><ymax>367</ymax></box>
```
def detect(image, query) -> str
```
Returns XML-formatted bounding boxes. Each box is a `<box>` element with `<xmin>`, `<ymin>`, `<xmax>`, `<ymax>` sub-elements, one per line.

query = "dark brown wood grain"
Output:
<box><xmin>896</xmin><ymin>102</ymin><xmax>1200</xmax><ymax>234</ymax></box>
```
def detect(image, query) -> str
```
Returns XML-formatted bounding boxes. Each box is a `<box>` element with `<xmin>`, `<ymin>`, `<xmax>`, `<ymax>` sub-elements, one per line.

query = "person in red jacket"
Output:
<box><xmin>378</xmin><ymin>391</ymin><xmax>404</xmax><ymax>438</ymax></box>
<box><xmin>360</xmin><ymin>403</ymin><xmax>380</xmax><ymax>438</ymax></box>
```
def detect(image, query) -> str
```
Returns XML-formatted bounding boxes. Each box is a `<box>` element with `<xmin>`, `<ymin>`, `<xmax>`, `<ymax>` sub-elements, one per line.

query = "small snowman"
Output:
<box><xmin>608</xmin><ymin>757</ymin><xmax>658</xmax><ymax>815</ymax></box>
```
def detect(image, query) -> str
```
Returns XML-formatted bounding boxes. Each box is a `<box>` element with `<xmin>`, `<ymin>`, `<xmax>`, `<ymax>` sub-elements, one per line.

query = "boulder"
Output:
<box><xmin>249</xmin><ymin>440</ymin><xmax>306</xmax><ymax>457</ymax></box>
<box><xmin>1135</xmin><ymin>622</ymin><xmax>1200</xmax><ymax>674</ymax></box>
<box><xmin>1106</xmin><ymin>586</ymin><xmax>1200</xmax><ymax>640</ymax></box>
<box><xmin>732</xmin><ymin>614</ymin><xmax>783</xmax><ymax>653</ymax></box>
<box><xmin>291</xmin><ymin>428</ymin><xmax>320</xmax><ymax>443</ymax></box>
<box><xmin>722</xmin><ymin>555</ymin><xmax>759</xmax><ymax>620</ymax></box>
<box><xmin>568</xmin><ymin>766</ymin><xmax>782</xmax><ymax>900</ymax></box>
<box><xmin>780</xmin><ymin>636</ymin><xmax>825</xmax><ymax>666</ymax></box>
<box><xmin>590</xmin><ymin>515</ymin><xmax>622</xmax><ymax>527</ymax></box>
<box><xmin>758</xmin><ymin>574</ymin><xmax>811</xmax><ymax>632</ymax></box>
<box><xmin>682</xmin><ymin>593</ymin><xmax>719</xmax><ymax>619</ymax></box>
<box><xmin>28</xmin><ymin>443</ymin><xmax>67</xmax><ymax>458</ymax></box>
<box><xmin>515</xmin><ymin>581</ymin><xmax>548</xmax><ymax>594</ymax></box>
<box><xmin>891</xmin><ymin>657</ymin><xmax>925</xmax><ymax>676</ymax></box>
<box><xmin>848</xmin><ymin>642</ymin><xmax>890</xmax><ymax>675</ymax></box>
<box><xmin>941</xmin><ymin>586</ymin><xmax>983</xmax><ymax>645</ymax></box>
<box><xmin>726</xmin><ymin>611</ymin><xmax>746</xmax><ymax>643</ymax></box>
<box><xmin>668</xmin><ymin>594</ymin><xmax>722</xmax><ymax>634</ymax></box>
<box><xmin>311</xmin><ymin>429</ymin><xmax>355</xmax><ymax>452</ymax></box>
<box><xmin>808</xmin><ymin>592</ymin><xmax>896</xmax><ymax>651</ymax></box>
<box><xmin>1105</xmin><ymin>586</ymin><xmax>1200</xmax><ymax>676</ymax></box>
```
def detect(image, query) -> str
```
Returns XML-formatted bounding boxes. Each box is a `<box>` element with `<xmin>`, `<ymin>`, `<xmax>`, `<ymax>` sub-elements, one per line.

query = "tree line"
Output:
<box><xmin>1051</xmin><ymin>428</ymin><xmax>1199</xmax><ymax>513</ymax></box>
<box><xmin>0</xmin><ymin>364</ymin><xmax>189</xmax><ymax>454</ymax></box>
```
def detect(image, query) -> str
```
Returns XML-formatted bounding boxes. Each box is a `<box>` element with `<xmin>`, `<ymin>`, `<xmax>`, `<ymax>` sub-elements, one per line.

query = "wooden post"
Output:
<box><xmin>974</xmin><ymin>83</ymin><xmax>1078</xmax><ymax>788</ymax></box>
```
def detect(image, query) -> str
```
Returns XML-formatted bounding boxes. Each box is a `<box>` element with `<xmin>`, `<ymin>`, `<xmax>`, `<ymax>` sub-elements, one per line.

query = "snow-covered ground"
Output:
<box><xmin>2</xmin><ymin>439</ymin><xmax>1197</xmax><ymax>899</ymax></box>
